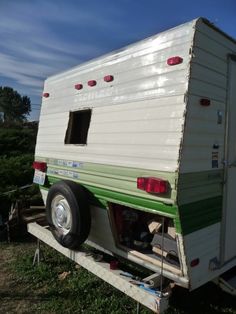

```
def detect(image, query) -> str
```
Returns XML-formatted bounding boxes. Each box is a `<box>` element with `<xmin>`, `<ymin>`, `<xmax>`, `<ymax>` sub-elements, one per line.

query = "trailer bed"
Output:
<box><xmin>27</xmin><ymin>222</ymin><xmax>169</xmax><ymax>313</ymax></box>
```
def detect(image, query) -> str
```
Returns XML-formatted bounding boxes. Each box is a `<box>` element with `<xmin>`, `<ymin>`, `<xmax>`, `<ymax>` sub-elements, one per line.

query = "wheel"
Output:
<box><xmin>46</xmin><ymin>180</ymin><xmax>91</xmax><ymax>249</ymax></box>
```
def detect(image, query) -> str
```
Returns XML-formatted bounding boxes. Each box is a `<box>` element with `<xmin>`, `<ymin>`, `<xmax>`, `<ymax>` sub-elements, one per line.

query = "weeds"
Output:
<box><xmin>3</xmin><ymin>242</ymin><xmax>236</xmax><ymax>314</ymax></box>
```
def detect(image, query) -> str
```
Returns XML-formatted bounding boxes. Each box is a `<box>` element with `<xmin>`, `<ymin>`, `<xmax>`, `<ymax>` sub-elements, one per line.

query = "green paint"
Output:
<box><xmin>37</xmin><ymin>157</ymin><xmax>224</xmax><ymax>236</ymax></box>
<box><xmin>177</xmin><ymin>170</ymin><xmax>223</xmax><ymax>205</ymax></box>
<box><xmin>42</xmin><ymin>176</ymin><xmax>222</xmax><ymax>235</ymax></box>
<box><xmin>36</xmin><ymin>156</ymin><xmax>177</xmax><ymax>203</ymax></box>
<box><xmin>178</xmin><ymin>196</ymin><xmax>222</xmax><ymax>235</ymax></box>
<box><xmin>47</xmin><ymin>175</ymin><xmax>177</xmax><ymax>217</ymax></box>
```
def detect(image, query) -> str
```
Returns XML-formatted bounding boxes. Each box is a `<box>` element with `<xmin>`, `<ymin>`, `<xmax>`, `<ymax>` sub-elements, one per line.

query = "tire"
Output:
<box><xmin>46</xmin><ymin>180</ymin><xmax>91</xmax><ymax>249</ymax></box>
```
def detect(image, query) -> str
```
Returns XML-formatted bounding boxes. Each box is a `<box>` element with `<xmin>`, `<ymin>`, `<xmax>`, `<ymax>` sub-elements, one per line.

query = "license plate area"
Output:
<box><xmin>33</xmin><ymin>169</ymin><xmax>46</xmax><ymax>185</ymax></box>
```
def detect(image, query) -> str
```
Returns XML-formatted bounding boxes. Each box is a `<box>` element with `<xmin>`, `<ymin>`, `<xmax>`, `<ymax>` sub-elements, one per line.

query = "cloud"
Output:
<box><xmin>0</xmin><ymin>0</ymin><xmax>124</xmax><ymax>102</ymax></box>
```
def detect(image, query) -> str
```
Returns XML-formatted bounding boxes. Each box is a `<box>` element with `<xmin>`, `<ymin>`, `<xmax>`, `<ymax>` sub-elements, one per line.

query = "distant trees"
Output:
<box><xmin>0</xmin><ymin>86</ymin><xmax>31</xmax><ymax>122</ymax></box>
<box><xmin>0</xmin><ymin>87</ymin><xmax>42</xmax><ymax>222</ymax></box>
<box><xmin>0</xmin><ymin>123</ymin><xmax>40</xmax><ymax>220</ymax></box>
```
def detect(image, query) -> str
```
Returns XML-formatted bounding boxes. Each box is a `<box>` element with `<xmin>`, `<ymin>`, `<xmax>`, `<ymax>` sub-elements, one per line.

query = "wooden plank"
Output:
<box><xmin>119</xmin><ymin>245</ymin><xmax>181</xmax><ymax>275</ymax></box>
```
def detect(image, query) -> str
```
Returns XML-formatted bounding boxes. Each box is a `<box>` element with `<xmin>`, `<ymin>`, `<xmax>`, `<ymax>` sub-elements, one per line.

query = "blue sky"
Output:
<box><xmin>0</xmin><ymin>0</ymin><xmax>235</xmax><ymax>120</ymax></box>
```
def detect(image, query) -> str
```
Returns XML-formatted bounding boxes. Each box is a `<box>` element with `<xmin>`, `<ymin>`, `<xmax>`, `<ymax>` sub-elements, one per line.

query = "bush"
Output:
<box><xmin>0</xmin><ymin>126</ymin><xmax>37</xmax><ymax>157</ymax></box>
<box><xmin>0</xmin><ymin>123</ymin><xmax>41</xmax><ymax>220</ymax></box>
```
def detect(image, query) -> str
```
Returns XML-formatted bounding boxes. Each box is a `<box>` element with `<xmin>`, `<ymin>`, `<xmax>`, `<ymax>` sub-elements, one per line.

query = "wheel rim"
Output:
<box><xmin>51</xmin><ymin>194</ymin><xmax>72</xmax><ymax>235</ymax></box>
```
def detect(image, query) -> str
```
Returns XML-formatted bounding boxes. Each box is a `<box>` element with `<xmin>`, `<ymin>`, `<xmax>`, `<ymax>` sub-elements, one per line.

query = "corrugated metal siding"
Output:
<box><xmin>178</xmin><ymin>19</ymin><xmax>236</xmax><ymax>207</ymax></box>
<box><xmin>180</xmin><ymin>20</ymin><xmax>236</xmax><ymax>174</ymax></box>
<box><xmin>176</xmin><ymin>20</ymin><xmax>236</xmax><ymax>286</ymax></box>
<box><xmin>36</xmin><ymin>21</ymin><xmax>196</xmax><ymax>176</ymax></box>
<box><xmin>184</xmin><ymin>223</ymin><xmax>221</xmax><ymax>289</ymax></box>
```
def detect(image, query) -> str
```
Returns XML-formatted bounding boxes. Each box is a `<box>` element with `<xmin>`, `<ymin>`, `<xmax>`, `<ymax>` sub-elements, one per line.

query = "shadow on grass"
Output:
<box><xmin>168</xmin><ymin>282</ymin><xmax>236</xmax><ymax>314</ymax></box>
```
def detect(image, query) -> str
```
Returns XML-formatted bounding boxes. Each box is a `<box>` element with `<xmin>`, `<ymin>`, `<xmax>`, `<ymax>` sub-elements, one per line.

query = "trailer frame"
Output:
<box><xmin>27</xmin><ymin>222</ymin><xmax>169</xmax><ymax>313</ymax></box>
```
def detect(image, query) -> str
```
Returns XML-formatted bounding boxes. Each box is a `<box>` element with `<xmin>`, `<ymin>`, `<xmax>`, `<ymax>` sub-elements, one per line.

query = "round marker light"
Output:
<box><xmin>75</xmin><ymin>84</ymin><xmax>83</xmax><ymax>90</ymax></box>
<box><xmin>88</xmin><ymin>80</ymin><xmax>97</xmax><ymax>87</ymax></box>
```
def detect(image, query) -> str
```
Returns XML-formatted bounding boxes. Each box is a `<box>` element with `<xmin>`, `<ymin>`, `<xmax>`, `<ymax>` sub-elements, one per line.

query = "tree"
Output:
<box><xmin>0</xmin><ymin>86</ymin><xmax>31</xmax><ymax>122</ymax></box>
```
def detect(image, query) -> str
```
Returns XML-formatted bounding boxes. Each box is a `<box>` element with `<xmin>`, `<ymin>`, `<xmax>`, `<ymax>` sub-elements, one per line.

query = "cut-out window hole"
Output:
<box><xmin>65</xmin><ymin>109</ymin><xmax>92</xmax><ymax>145</ymax></box>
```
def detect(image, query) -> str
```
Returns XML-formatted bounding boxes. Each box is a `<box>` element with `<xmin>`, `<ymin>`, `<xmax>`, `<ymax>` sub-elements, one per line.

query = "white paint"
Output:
<box><xmin>222</xmin><ymin>57</ymin><xmax>236</xmax><ymax>262</ymax></box>
<box><xmin>36</xmin><ymin>20</ymin><xmax>196</xmax><ymax>173</ymax></box>
<box><xmin>184</xmin><ymin>223</ymin><xmax>236</xmax><ymax>290</ymax></box>
<box><xmin>184</xmin><ymin>223</ymin><xmax>221</xmax><ymax>289</ymax></box>
<box><xmin>179</xmin><ymin>19</ymin><xmax>236</xmax><ymax>173</ymax></box>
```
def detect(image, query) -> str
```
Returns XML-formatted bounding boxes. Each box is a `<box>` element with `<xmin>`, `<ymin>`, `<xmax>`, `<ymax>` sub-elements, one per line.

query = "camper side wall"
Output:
<box><xmin>179</xmin><ymin>19</ymin><xmax>236</xmax><ymax>289</ymax></box>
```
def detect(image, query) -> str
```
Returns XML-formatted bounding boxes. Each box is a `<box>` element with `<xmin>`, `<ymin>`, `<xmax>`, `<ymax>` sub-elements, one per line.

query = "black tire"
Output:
<box><xmin>46</xmin><ymin>180</ymin><xmax>91</xmax><ymax>249</ymax></box>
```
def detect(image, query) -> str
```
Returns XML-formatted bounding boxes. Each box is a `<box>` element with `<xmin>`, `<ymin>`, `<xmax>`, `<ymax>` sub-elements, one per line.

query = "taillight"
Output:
<box><xmin>43</xmin><ymin>92</ymin><xmax>50</xmax><ymax>98</ymax></box>
<box><xmin>33</xmin><ymin>161</ymin><xmax>47</xmax><ymax>172</ymax></box>
<box><xmin>137</xmin><ymin>177</ymin><xmax>168</xmax><ymax>194</ymax></box>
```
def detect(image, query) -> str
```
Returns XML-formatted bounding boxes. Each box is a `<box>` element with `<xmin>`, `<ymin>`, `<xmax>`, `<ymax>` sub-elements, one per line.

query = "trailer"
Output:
<box><xmin>32</xmin><ymin>17</ymin><xmax>236</xmax><ymax>312</ymax></box>
<box><xmin>28</xmin><ymin>222</ymin><xmax>170</xmax><ymax>313</ymax></box>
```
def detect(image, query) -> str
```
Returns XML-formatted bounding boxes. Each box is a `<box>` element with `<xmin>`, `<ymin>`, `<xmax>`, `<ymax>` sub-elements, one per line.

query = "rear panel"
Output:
<box><xmin>179</xmin><ymin>19</ymin><xmax>236</xmax><ymax>289</ymax></box>
<box><xmin>36</xmin><ymin>20</ymin><xmax>196</xmax><ymax>216</ymax></box>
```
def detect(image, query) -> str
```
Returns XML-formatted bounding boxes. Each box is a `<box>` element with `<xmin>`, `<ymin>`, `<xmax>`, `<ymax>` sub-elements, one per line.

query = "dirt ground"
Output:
<box><xmin>0</xmin><ymin>243</ymin><xmax>37</xmax><ymax>314</ymax></box>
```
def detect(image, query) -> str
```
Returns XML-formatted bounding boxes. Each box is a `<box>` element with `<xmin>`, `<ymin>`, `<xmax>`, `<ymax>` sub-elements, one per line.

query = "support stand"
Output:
<box><xmin>33</xmin><ymin>239</ymin><xmax>44</xmax><ymax>265</ymax></box>
<box><xmin>136</xmin><ymin>302</ymin><xmax>140</xmax><ymax>314</ymax></box>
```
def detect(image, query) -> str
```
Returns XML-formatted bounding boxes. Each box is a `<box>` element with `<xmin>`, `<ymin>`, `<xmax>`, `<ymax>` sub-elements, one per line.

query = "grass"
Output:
<box><xmin>7</xmin><ymin>243</ymin><xmax>150</xmax><ymax>313</ymax></box>
<box><xmin>2</xmin><ymin>241</ymin><xmax>236</xmax><ymax>314</ymax></box>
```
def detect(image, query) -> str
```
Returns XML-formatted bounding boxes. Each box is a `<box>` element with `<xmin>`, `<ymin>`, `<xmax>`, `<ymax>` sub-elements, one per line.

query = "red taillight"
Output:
<box><xmin>167</xmin><ymin>56</ymin><xmax>183</xmax><ymax>66</ymax></box>
<box><xmin>137</xmin><ymin>177</ymin><xmax>168</xmax><ymax>194</ymax></box>
<box><xmin>190</xmin><ymin>258</ymin><xmax>200</xmax><ymax>267</ymax></box>
<box><xmin>200</xmin><ymin>98</ymin><xmax>211</xmax><ymax>106</ymax></box>
<box><xmin>88</xmin><ymin>80</ymin><xmax>97</xmax><ymax>87</ymax></box>
<box><xmin>75</xmin><ymin>83</ymin><xmax>83</xmax><ymax>90</ymax></box>
<box><xmin>43</xmin><ymin>92</ymin><xmax>50</xmax><ymax>98</ymax></box>
<box><xmin>104</xmin><ymin>75</ymin><xmax>114</xmax><ymax>82</ymax></box>
<box><xmin>33</xmin><ymin>161</ymin><xmax>47</xmax><ymax>172</ymax></box>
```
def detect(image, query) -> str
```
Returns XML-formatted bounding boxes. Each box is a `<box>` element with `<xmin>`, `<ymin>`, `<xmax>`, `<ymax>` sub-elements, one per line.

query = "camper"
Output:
<box><xmin>33</xmin><ymin>17</ymin><xmax>236</xmax><ymax>294</ymax></box>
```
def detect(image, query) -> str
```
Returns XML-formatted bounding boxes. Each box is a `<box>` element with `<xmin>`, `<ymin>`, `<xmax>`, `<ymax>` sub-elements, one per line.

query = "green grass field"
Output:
<box><xmin>1</xmin><ymin>241</ymin><xmax>236</xmax><ymax>314</ymax></box>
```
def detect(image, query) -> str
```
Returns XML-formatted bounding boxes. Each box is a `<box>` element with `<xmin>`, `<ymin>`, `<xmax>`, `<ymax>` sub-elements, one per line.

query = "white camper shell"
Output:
<box><xmin>34</xmin><ymin>17</ymin><xmax>236</xmax><ymax>296</ymax></box>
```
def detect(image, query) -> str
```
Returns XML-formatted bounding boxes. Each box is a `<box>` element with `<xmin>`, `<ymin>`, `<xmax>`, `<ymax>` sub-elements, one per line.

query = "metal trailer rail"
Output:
<box><xmin>27</xmin><ymin>222</ymin><xmax>169</xmax><ymax>313</ymax></box>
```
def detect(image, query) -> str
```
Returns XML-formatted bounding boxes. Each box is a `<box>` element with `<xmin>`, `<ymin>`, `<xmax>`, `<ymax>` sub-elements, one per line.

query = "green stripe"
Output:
<box><xmin>38</xmin><ymin>157</ymin><xmax>224</xmax><ymax>235</ymax></box>
<box><xmin>36</xmin><ymin>156</ymin><xmax>177</xmax><ymax>203</ymax></box>
<box><xmin>177</xmin><ymin>170</ymin><xmax>223</xmax><ymax>205</ymax></box>
<box><xmin>47</xmin><ymin>175</ymin><xmax>178</xmax><ymax>218</ymax></box>
<box><xmin>178</xmin><ymin>196</ymin><xmax>222</xmax><ymax>235</ymax></box>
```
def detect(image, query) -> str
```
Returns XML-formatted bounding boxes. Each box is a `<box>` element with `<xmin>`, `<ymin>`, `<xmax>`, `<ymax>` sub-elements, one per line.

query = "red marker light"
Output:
<box><xmin>104</xmin><ymin>75</ymin><xmax>114</xmax><ymax>82</ymax></box>
<box><xmin>75</xmin><ymin>83</ymin><xmax>83</xmax><ymax>90</ymax></box>
<box><xmin>190</xmin><ymin>258</ymin><xmax>200</xmax><ymax>267</ymax></box>
<box><xmin>167</xmin><ymin>56</ymin><xmax>183</xmax><ymax>66</ymax></box>
<box><xmin>137</xmin><ymin>177</ymin><xmax>168</xmax><ymax>194</ymax></box>
<box><xmin>32</xmin><ymin>161</ymin><xmax>47</xmax><ymax>172</ymax></box>
<box><xmin>200</xmin><ymin>98</ymin><xmax>211</xmax><ymax>106</ymax></box>
<box><xmin>88</xmin><ymin>80</ymin><xmax>97</xmax><ymax>87</ymax></box>
<box><xmin>43</xmin><ymin>92</ymin><xmax>50</xmax><ymax>98</ymax></box>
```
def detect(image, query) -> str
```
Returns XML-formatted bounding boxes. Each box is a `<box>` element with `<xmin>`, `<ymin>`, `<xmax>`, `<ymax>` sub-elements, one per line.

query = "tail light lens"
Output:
<box><xmin>137</xmin><ymin>177</ymin><xmax>168</xmax><ymax>194</ymax></box>
<box><xmin>33</xmin><ymin>161</ymin><xmax>47</xmax><ymax>172</ymax></box>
